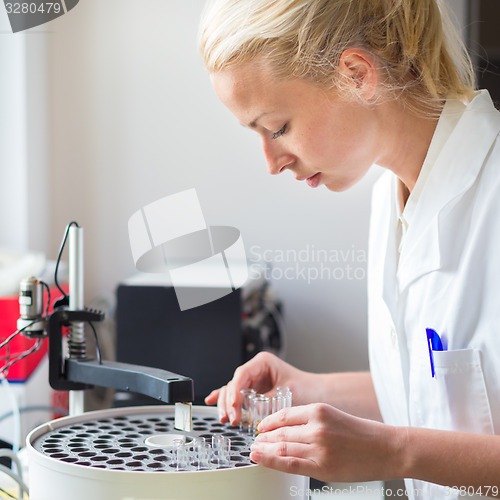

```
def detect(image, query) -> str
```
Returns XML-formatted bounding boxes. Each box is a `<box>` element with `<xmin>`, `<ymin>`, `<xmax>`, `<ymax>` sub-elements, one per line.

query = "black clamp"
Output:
<box><xmin>48</xmin><ymin>308</ymin><xmax>104</xmax><ymax>391</ymax></box>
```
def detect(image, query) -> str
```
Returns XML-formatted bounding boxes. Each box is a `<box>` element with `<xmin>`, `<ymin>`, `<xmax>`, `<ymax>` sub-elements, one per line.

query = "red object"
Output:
<box><xmin>0</xmin><ymin>284</ymin><xmax>68</xmax><ymax>381</ymax></box>
<box><xmin>51</xmin><ymin>389</ymin><xmax>70</xmax><ymax>419</ymax></box>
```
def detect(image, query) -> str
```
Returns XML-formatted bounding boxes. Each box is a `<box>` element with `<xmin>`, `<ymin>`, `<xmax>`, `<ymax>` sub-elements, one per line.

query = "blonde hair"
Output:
<box><xmin>198</xmin><ymin>0</ymin><xmax>475</xmax><ymax>116</ymax></box>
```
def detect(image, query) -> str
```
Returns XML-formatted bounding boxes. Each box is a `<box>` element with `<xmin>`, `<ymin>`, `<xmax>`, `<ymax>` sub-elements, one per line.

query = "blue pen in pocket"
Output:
<box><xmin>426</xmin><ymin>328</ymin><xmax>444</xmax><ymax>378</ymax></box>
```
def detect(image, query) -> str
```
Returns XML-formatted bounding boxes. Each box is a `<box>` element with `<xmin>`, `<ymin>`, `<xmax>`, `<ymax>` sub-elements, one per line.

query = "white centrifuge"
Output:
<box><xmin>27</xmin><ymin>405</ymin><xmax>309</xmax><ymax>500</ymax></box>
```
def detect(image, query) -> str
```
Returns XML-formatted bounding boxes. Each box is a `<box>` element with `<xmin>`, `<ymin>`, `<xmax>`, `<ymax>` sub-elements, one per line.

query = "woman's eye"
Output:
<box><xmin>272</xmin><ymin>124</ymin><xmax>287</xmax><ymax>140</ymax></box>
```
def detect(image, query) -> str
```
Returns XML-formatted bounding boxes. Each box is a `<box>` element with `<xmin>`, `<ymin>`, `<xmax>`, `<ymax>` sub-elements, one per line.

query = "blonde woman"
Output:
<box><xmin>199</xmin><ymin>0</ymin><xmax>500</xmax><ymax>497</ymax></box>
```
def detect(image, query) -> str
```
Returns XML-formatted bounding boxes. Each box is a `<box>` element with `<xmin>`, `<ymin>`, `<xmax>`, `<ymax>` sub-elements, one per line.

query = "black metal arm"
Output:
<box><xmin>66</xmin><ymin>359</ymin><xmax>194</xmax><ymax>403</ymax></box>
<box><xmin>47</xmin><ymin>308</ymin><xmax>194</xmax><ymax>403</ymax></box>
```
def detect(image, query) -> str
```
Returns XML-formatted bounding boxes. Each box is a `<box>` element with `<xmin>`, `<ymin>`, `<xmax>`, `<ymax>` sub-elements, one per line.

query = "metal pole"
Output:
<box><xmin>69</xmin><ymin>225</ymin><xmax>85</xmax><ymax>416</ymax></box>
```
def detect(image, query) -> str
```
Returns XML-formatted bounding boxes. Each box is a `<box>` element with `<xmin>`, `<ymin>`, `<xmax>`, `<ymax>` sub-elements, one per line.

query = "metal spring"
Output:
<box><xmin>67</xmin><ymin>325</ymin><xmax>87</xmax><ymax>359</ymax></box>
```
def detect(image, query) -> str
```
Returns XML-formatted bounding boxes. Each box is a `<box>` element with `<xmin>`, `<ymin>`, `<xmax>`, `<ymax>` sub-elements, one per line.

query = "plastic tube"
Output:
<box><xmin>276</xmin><ymin>386</ymin><xmax>292</xmax><ymax>407</ymax></box>
<box><xmin>252</xmin><ymin>395</ymin><xmax>270</xmax><ymax>435</ymax></box>
<box><xmin>239</xmin><ymin>388</ymin><xmax>256</xmax><ymax>434</ymax></box>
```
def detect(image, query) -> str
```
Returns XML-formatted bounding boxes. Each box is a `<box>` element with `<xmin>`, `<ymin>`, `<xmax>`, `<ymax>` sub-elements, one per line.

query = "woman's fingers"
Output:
<box><xmin>204</xmin><ymin>352</ymin><xmax>285</xmax><ymax>425</ymax></box>
<box><xmin>256</xmin><ymin>406</ymin><xmax>309</xmax><ymax>433</ymax></box>
<box><xmin>250</xmin><ymin>403</ymin><xmax>399</xmax><ymax>483</ymax></box>
<box><xmin>204</xmin><ymin>388</ymin><xmax>220</xmax><ymax>406</ymax></box>
<box><xmin>218</xmin><ymin>385</ymin><xmax>230</xmax><ymax>423</ymax></box>
<box><xmin>205</xmin><ymin>382</ymin><xmax>243</xmax><ymax>424</ymax></box>
<box><xmin>225</xmin><ymin>381</ymin><xmax>241</xmax><ymax>424</ymax></box>
<box><xmin>253</xmin><ymin>423</ymin><xmax>310</xmax><ymax>446</ymax></box>
<box><xmin>249</xmin><ymin>406</ymin><xmax>320</xmax><ymax>477</ymax></box>
<box><xmin>250</xmin><ymin>441</ymin><xmax>316</xmax><ymax>476</ymax></box>
<box><xmin>205</xmin><ymin>385</ymin><xmax>230</xmax><ymax>423</ymax></box>
<box><xmin>205</xmin><ymin>381</ymin><xmax>245</xmax><ymax>424</ymax></box>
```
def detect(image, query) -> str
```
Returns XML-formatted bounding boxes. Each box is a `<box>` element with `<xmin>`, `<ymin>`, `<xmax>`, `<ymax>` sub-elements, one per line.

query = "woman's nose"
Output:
<box><xmin>261</xmin><ymin>138</ymin><xmax>295</xmax><ymax>175</ymax></box>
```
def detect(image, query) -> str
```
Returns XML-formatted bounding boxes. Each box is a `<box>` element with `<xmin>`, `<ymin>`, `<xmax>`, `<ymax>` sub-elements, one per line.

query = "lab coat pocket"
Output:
<box><xmin>428</xmin><ymin>348</ymin><xmax>494</xmax><ymax>434</ymax></box>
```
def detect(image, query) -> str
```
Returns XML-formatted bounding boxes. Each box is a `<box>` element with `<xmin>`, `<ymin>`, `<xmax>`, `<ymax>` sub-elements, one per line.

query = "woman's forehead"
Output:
<box><xmin>211</xmin><ymin>62</ymin><xmax>317</xmax><ymax>106</ymax></box>
<box><xmin>211</xmin><ymin>64</ymin><xmax>280</xmax><ymax>115</ymax></box>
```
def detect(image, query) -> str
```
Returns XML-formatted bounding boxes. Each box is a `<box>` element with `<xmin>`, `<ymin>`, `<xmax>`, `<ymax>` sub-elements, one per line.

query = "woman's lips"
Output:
<box><xmin>305</xmin><ymin>172</ymin><xmax>321</xmax><ymax>188</ymax></box>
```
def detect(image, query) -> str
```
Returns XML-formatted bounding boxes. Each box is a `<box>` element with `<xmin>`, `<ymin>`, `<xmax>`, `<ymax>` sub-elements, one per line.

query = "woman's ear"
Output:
<box><xmin>338</xmin><ymin>49</ymin><xmax>378</xmax><ymax>100</ymax></box>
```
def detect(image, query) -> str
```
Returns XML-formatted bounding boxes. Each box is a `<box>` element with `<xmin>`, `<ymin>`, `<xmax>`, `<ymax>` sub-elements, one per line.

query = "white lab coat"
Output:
<box><xmin>368</xmin><ymin>90</ymin><xmax>500</xmax><ymax>500</ymax></box>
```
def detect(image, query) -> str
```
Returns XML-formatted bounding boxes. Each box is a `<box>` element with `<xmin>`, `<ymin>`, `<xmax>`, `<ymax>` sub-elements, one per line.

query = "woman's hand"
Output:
<box><xmin>204</xmin><ymin>352</ymin><xmax>308</xmax><ymax>426</ymax></box>
<box><xmin>250</xmin><ymin>403</ymin><xmax>404</xmax><ymax>483</ymax></box>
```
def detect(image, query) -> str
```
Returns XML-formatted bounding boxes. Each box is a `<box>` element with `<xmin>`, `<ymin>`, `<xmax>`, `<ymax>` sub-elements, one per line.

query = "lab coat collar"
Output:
<box><xmin>397</xmin><ymin>90</ymin><xmax>500</xmax><ymax>292</ymax></box>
